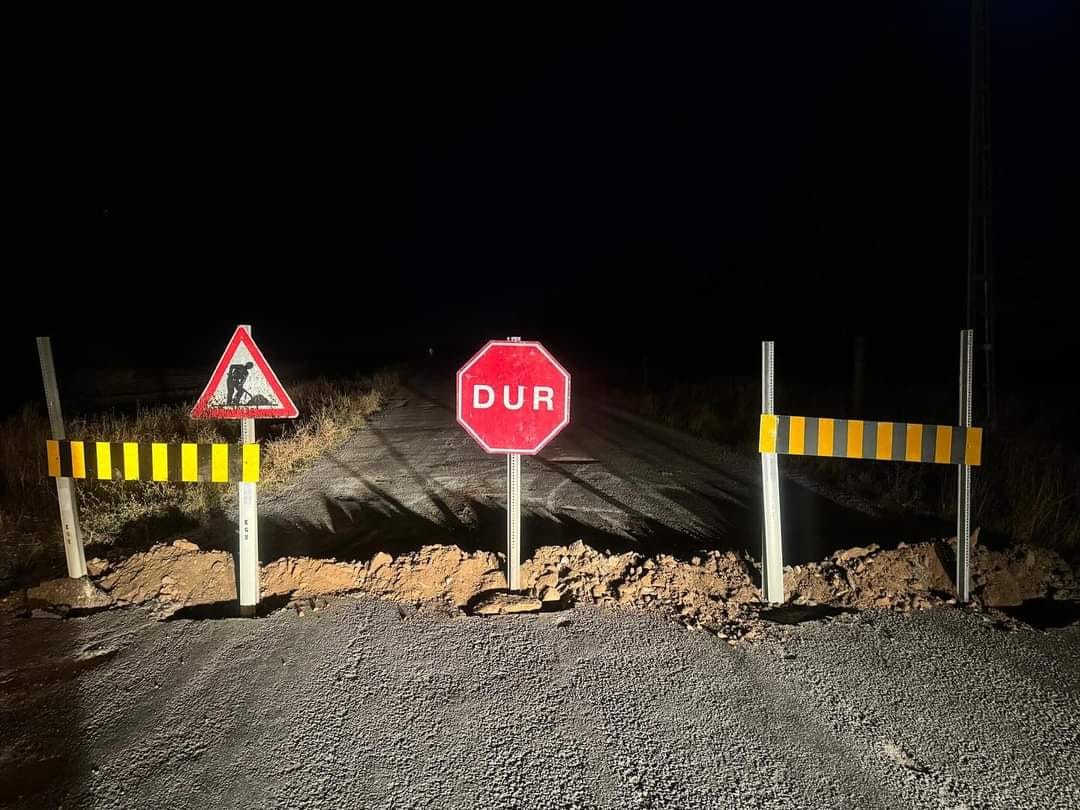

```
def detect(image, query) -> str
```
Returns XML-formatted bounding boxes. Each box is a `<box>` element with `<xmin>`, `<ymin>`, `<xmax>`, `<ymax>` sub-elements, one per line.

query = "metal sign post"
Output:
<box><xmin>506</xmin><ymin>451</ymin><xmax>522</xmax><ymax>591</ymax></box>
<box><xmin>957</xmin><ymin>329</ymin><xmax>974</xmax><ymax>602</ymax></box>
<box><xmin>238</xmin><ymin>418</ymin><xmax>258</xmax><ymax>615</ymax></box>
<box><xmin>35</xmin><ymin>337</ymin><xmax>87</xmax><ymax>579</ymax></box>
<box><xmin>505</xmin><ymin>336</ymin><xmax>523</xmax><ymax>591</ymax></box>
<box><xmin>760</xmin><ymin>341</ymin><xmax>784</xmax><ymax>604</ymax></box>
<box><xmin>237</xmin><ymin>325</ymin><xmax>259</xmax><ymax>617</ymax></box>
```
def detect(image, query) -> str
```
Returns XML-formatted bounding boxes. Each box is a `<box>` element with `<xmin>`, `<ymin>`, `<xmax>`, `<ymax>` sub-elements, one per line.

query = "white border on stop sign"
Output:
<box><xmin>455</xmin><ymin>340</ymin><xmax>572</xmax><ymax>455</ymax></box>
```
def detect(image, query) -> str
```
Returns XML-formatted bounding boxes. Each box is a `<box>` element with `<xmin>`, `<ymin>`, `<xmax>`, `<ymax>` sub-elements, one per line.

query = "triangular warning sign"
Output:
<box><xmin>191</xmin><ymin>326</ymin><xmax>298</xmax><ymax>419</ymax></box>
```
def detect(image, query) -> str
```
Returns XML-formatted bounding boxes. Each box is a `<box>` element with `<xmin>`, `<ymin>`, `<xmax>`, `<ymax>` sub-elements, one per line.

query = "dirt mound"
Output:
<box><xmin>784</xmin><ymin>540</ymin><xmax>1078</xmax><ymax>612</ymax></box>
<box><xmin>262</xmin><ymin>558</ymin><xmax>363</xmax><ymax>598</ymax></box>
<box><xmin>261</xmin><ymin>547</ymin><xmax>507</xmax><ymax>608</ymax></box>
<box><xmin>82</xmin><ymin>542</ymin><xmax>504</xmax><ymax>617</ymax></box>
<box><xmin>970</xmin><ymin>543</ymin><xmax>1077</xmax><ymax>606</ymax></box>
<box><xmin>519</xmin><ymin>540</ymin><xmax>759</xmax><ymax>635</ymax></box>
<box><xmin>365</xmin><ymin>545</ymin><xmax>505</xmax><ymax>607</ymax></box>
<box><xmin>25</xmin><ymin>577</ymin><xmax>112</xmax><ymax>615</ymax></box>
<box><xmin>785</xmin><ymin>543</ymin><xmax>953</xmax><ymax>612</ymax></box>
<box><xmin>96</xmin><ymin>539</ymin><xmax>236</xmax><ymax>616</ymax></box>
<box><xmin>9</xmin><ymin>534</ymin><xmax>1077</xmax><ymax>634</ymax></box>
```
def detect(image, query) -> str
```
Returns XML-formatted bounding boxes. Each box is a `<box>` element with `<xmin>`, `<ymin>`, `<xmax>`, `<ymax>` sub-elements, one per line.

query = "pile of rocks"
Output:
<box><xmin>517</xmin><ymin>541</ymin><xmax>761</xmax><ymax>636</ymax></box>
<box><xmin>784</xmin><ymin>538</ymin><xmax>1079</xmax><ymax>613</ymax></box>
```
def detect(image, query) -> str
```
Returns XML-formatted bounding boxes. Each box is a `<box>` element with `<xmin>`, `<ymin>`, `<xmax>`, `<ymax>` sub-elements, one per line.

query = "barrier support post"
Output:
<box><xmin>957</xmin><ymin>329</ymin><xmax>974</xmax><ymax>602</ymax></box>
<box><xmin>36</xmin><ymin>336</ymin><xmax>87</xmax><ymax>579</ymax></box>
<box><xmin>761</xmin><ymin>341</ymin><xmax>784</xmax><ymax>604</ymax></box>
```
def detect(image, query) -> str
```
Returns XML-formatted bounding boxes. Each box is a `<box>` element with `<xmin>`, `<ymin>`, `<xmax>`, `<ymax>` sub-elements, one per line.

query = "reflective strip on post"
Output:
<box><xmin>788</xmin><ymin>416</ymin><xmax>806</xmax><ymax>455</ymax></box>
<box><xmin>123</xmin><ymin>443</ymin><xmax>140</xmax><ymax>480</ymax></box>
<box><xmin>96</xmin><ymin>442</ymin><xmax>112</xmax><ymax>480</ymax></box>
<box><xmin>876</xmin><ymin>422</ymin><xmax>893</xmax><ymax>460</ymax></box>
<box><xmin>211</xmin><ymin>444</ymin><xmax>229</xmax><ymax>482</ymax></box>
<box><xmin>818</xmin><ymin>418</ymin><xmax>835</xmax><ymax>457</ymax></box>
<box><xmin>70</xmin><ymin>441</ymin><xmax>86</xmax><ymax>478</ymax></box>
<box><xmin>935</xmin><ymin>427</ymin><xmax>953</xmax><ymax>464</ymax></box>
<box><xmin>46</xmin><ymin>439</ymin><xmax>61</xmax><ymax>477</ymax></box>
<box><xmin>847</xmin><ymin>420</ymin><xmax>864</xmax><ymax>458</ymax></box>
<box><xmin>151</xmin><ymin>443</ymin><xmax>169</xmax><ymax>481</ymax></box>
<box><xmin>758</xmin><ymin>414</ymin><xmax>778</xmax><ymax>453</ymax></box>
<box><xmin>181</xmin><ymin>444</ymin><xmax>199</xmax><ymax>482</ymax></box>
<box><xmin>905</xmin><ymin>423</ymin><xmax>923</xmax><ymax>463</ymax></box>
<box><xmin>242</xmin><ymin>443</ymin><xmax>260</xmax><ymax>482</ymax></box>
<box><xmin>965</xmin><ymin>427</ymin><xmax>983</xmax><ymax>466</ymax></box>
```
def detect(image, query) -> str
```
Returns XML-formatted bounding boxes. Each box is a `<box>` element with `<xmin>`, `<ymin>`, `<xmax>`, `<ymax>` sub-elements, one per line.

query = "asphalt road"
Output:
<box><xmin>254</xmin><ymin>374</ymin><xmax>934</xmax><ymax>567</ymax></box>
<box><xmin>2</xmin><ymin>597</ymin><xmax>1079</xmax><ymax>809</ymax></box>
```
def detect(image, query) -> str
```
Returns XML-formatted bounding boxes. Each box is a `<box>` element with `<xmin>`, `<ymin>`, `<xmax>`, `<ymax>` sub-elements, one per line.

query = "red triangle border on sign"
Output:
<box><xmin>191</xmin><ymin>326</ymin><xmax>299</xmax><ymax>419</ymax></box>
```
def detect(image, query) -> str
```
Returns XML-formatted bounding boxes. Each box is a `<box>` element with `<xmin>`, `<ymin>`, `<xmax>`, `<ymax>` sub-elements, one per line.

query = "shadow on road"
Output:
<box><xmin>997</xmin><ymin>599</ymin><xmax>1080</xmax><ymax>630</ymax></box>
<box><xmin>252</xmin><ymin>493</ymin><xmax>729</xmax><ymax>566</ymax></box>
<box><xmin>759</xmin><ymin>603</ymin><xmax>856</xmax><ymax>625</ymax></box>
<box><xmin>84</xmin><ymin>377</ymin><xmax>949</xmax><ymax>579</ymax></box>
<box><xmin>159</xmin><ymin>395</ymin><xmax>955</xmax><ymax>574</ymax></box>
<box><xmin>165</xmin><ymin>592</ymin><xmax>294</xmax><ymax>621</ymax></box>
<box><xmin>0</xmin><ymin>618</ymin><xmax>91</xmax><ymax>807</ymax></box>
<box><xmin>598</xmin><ymin>405</ymin><xmax>950</xmax><ymax>565</ymax></box>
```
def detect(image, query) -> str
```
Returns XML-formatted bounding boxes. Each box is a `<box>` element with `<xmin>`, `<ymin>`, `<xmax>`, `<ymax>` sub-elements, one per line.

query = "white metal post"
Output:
<box><xmin>507</xmin><ymin>452</ymin><xmax>522</xmax><ymax>591</ymax></box>
<box><xmin>957</xmin><ymin>329</ymin><xmax>974</xmax><ymax>602</ymax></box>
<box><xmin>506</xmin><ymin>336</ymin><xmax>523</xmax><ymax>591</ymax></box>
<box><xmin>238</xmin><ymin>325</ymin><xmax>259</xmax><ymax>616</ymax></box>
<box><xmin>761</xmin><ymin>341</ymin><xmax>784</xmax><ymax>604</ymax></box>
<box><xmin>36</xmin><ymin>337</ymin><xmax>87</xmax><ymax>579</ymax></box>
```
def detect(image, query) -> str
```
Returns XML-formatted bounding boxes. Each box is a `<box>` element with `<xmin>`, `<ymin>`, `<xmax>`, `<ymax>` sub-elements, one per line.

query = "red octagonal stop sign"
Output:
<box><xmin>457</xmin><ymin>340</ymin><xmax>571</xmax><ymax>454</ymax></box>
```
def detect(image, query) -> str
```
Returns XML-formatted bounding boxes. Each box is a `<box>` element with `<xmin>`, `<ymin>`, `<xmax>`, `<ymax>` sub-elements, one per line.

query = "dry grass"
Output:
<box><xmin>626</xmin><ymin>380</ymin><xmax>760</xmax><ymax>450</ymax></box>
<box><xmin>0</xmin><ymin>405</ymin><xmax>50</xmax><ymax>492</ymax></box>
<box><xmin>260</xmin><ymin>379</ymin><xmax>388</xmax><ymax>486</ymax></box>
<box><xmin>991</xmin><ymin>439</ymin><xmax>1080</xmax><ymax>549</ymax></box>
<box><xmin>0</xmin><ymin>369</ymin><xmax>400</xmax><ymax>588</ymax></box>
<box><xmin>627</xmin><ymin>381</ymin><xmax>1080</xmax><ymax>554</ymax></box>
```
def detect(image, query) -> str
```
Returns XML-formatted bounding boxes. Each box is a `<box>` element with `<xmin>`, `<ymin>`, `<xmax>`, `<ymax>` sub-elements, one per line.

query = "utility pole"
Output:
<box><xmin>966</xmin><ymin>0</ymin><xmax>996</xmax><ymax>427</ymax></box>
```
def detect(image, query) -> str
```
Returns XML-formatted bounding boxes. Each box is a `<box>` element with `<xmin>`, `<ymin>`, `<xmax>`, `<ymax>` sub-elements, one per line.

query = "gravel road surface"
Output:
<box><xmin>2</xmin><ymin>598</ymin><xmax>1079</xmax><ymax>809</ymax></box>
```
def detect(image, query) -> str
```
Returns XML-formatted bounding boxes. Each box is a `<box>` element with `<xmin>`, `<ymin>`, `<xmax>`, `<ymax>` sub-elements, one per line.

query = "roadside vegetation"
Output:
<box><xmin>624</xmin><ymin>379</ymin><xmax>1080</xmax><ymax>558</ymax></box>
<box><xmin>0</xmin><ymin>370</ymin><xmax>399</xmax><ymax>589</ymax></box>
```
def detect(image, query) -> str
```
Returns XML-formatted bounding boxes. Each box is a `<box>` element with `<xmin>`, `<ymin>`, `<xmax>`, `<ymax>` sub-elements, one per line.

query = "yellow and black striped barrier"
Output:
<box><xmin>46</xmin><ymin>440</ymin><xmax>260</xmax><ymax>483</ymax></box>
<box><xmin>759</xmin><ymin>415</ymin><xmax>982</xmax><ymax>466</ymax></box>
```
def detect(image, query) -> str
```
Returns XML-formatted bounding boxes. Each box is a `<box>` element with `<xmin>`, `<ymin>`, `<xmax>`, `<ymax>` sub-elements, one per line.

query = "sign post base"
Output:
<box><xmin>507</xmin><ymin>452</ymin><xmax>522</xmax><ymax>591</ymax></box>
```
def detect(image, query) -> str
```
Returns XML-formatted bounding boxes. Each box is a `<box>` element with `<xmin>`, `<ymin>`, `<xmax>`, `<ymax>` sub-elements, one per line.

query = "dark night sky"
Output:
<box><xmin>7</xmin><ymin>3</ymin><xmax>1079</xmax><ymax>407</ymax></box>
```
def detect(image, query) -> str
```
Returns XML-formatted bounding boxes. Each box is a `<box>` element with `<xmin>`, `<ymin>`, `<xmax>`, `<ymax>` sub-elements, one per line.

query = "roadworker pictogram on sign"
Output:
<box><xmin>191</xmin><ymin>326</ymin><xmax>298</xmax><ymax>419</ymax></box>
